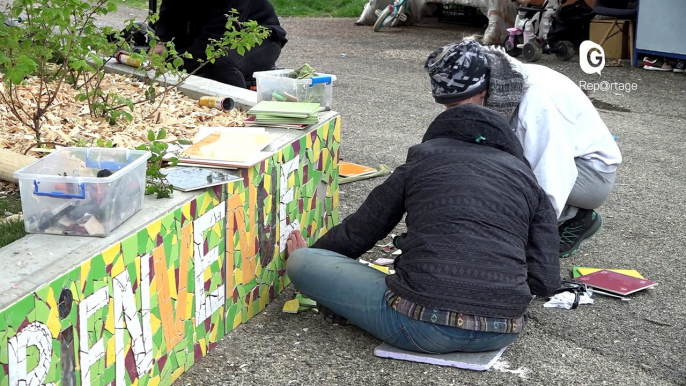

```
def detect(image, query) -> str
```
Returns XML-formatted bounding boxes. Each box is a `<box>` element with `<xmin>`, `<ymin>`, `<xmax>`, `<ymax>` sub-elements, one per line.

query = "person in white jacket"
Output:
<box><xmin>424</xmin><ymin>39</ymin><xmax>622</xmax><ymax>258</ymax></box>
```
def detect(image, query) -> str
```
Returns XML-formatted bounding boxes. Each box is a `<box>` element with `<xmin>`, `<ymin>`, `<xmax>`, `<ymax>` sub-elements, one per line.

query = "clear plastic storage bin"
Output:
<box><xmin>14</xmin><ymin>147</ymin><xmax>151</xmax><ymax>237</ymax></box>
<box><xmin>253</xmin><ymin>69</ymin><xmax>337</xmax><ymax>108</ymax></box>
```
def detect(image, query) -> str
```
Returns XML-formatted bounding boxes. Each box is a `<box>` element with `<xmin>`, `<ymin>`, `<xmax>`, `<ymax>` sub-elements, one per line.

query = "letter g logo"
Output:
<box><xmin>579</xmin><ymin>40</ymin><xmax>605</xmax><ymax>76</ymax></box>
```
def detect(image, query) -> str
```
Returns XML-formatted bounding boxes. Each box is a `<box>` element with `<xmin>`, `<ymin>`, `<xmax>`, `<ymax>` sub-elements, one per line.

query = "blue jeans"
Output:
<box><xmin>286</xmin><ymin>248</ymin><xmax>520</xmax><ymax>354</ymax></box>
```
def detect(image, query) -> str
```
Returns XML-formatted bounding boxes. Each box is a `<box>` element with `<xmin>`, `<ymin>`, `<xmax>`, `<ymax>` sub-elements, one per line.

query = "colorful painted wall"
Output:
<box><xmin>0</xmin><ymin>116</ymin><xmax>341</xmax><ymax>386</ymax></box>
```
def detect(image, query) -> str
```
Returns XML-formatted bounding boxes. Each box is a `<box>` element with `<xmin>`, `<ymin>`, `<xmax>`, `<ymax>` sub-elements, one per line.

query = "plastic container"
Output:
<box><xmin>14</xmin><ymin>147</ymin><xmax>151</xmax><ymax>237</ymax></box>
<box><xmin>253</xmin><ymin>69</ymin><xmax>337</xmax><ymax>108</ymax></box>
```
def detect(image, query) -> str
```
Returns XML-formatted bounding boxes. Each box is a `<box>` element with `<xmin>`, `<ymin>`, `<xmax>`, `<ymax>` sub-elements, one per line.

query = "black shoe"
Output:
<box><xmin>317</xmin><ymin>304</ymin><xmax>349</xmax><ymax>326</ymax></box>
<box><xmin>559</xmin><ymin>209</ymin><xmax>603</xmax><ymax>258</ymax></box>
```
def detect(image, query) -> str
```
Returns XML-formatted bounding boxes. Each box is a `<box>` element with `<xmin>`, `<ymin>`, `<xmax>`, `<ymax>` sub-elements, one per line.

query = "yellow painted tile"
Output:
<box><xmin>306</xmin><ymin>133</ymin><xmax>313</xmax><ymax>148</ymax></box>
<box><xmin>102</xmin><ymin>244</ymin><xmax>120</xmax><ymax>265</ymax></box>
<box><xmin>322</xmin><ymin>151</ymin><xmax>330</xmax><ymax>171</ymax></box>
<box><xmin>106</xmin><ymin>335</ymin><xmax>115</xmax><ymax>367</ymax></box>
<box><xmin>111</xmin><ymin>256</ymin><xmax>125</xmax><ymax>278</ymax></box>
<box><xmin>234</xmin><ymin>268</ymin><xmax>243</xmax><ymax>285</ymax></box>
<box><xmin>333</xmin><ymin>117</ymin><xmax>341</xmax><ymax>142</ymax></box>
<box><xmin>149</xmin><ymin>276</ymin><xmax>157</xmax><ymax>298</ymax></box>
<box><xmin>314</xmin><ymin>138</ymin><xmax>321</xmax><ymax>157</ymax></box>
<box><xmin>288</xmin><ymin>173</ymin><xmax>295</xmax><ymax>187</ymax></box>
<box><xmin>46</xmin><ymin>309</ymin><xmax>61</xmax><ymax>339</ymax></box>
<box><xmin>147</xmin><ymin>376</ymin><xmax>161</xmax><ymax>386</ymax></box>
<box><xmin>204</xmin><ymin>266</ymin><xmax>211</xmax><ymax>282</ymax></box>
<box><xmin>321</xmin><ymin>124</ymin><xmax>329</xmax><ymax>141</ymax></box>
<box><xmin>182</xmin><ymin>203</ymin><xmax>192</xmax><ymax>221</ymax></box>
<box><xmin>199</xmin><ymin>338</ymin><xmax>207</xmax><ymax>356</ymax></box>
<box><xmin>150</xmin><ymin>313</ymin><xmax>161</xmax><ymax>335</ymax></box>
<box><xmin>80</xmin><ymin>260</ymin><xmax>91</xmax><ymax>292</ymax></box>
<box><xmin>333</xmin><ymin>190</ymin><xmax>339</xmax><ymax>209</ymax></box>
<box><xmin>210</xmin><ymin>323</ymin><xmax>218</xmax><ymax>342</ymax></box>
<box><xmin>147</xmin><ymin>220</ymin><xmax>162</xmax><ymax>241</ymax></box>
<box><xmin>132</xmin><ymin>379</ymin><xmax>139</xmax><ymax>386</ymax></box>
<box><xmin>171</xmin><ymin>367</ymin><xmax>185</xmax><ymax>383</ymax></box>
<box><xmin>167</xmin><ymin>266</ymin><xmax>178</xmax><ymax>300</ymax></box>
<box><xmin>172</xmin><ymin>233</ymin><xmax>178</xmax><ymax>245</ymax></box>
<box><xmin>233</xmin><ymin>313</ymin><xmax>242</xmax><ymax>329</ymax></box>
<box><xmin>185</xmin><ymin>293</ymin><xmax>194</xmax><ymax>320</ymax></box>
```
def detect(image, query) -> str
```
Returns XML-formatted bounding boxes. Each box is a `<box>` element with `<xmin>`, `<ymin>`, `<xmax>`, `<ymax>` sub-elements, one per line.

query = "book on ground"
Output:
<box><xmin>572</xmin><ymin>266</ymin><xmax>645</xmax><ymax>279</ymax></box>
<box><xmin>573</xmin><ymin>269</ymin><xmax>657</xmax><ymax>296</ymax></box>
<box><xmin>339</xmin><ymin>161</ymin><xmax>377</xmax><ymax>178</ymax></box>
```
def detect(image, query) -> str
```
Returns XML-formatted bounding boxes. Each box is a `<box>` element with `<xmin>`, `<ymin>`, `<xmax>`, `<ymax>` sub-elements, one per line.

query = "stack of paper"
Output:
<box><xmin>179</xmin><ymin>127</ymin><xmax>280</xmax><ymax>168</ymax></box>
<box><xmin>247</xmin><ymin>101</ymin><xmax>323</xmax><ymax>126</ymax></box>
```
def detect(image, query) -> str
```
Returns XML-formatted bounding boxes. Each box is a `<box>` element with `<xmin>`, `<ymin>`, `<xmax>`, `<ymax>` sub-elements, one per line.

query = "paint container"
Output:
<box><xmin>198</xmin><ymin>96</ymin><xmax>235</xmax><ymax>111</ymax></box>
<box><xmin>115</xmin><ymin>52</ymin><xmax>144</xmax><ymax>68</ymax></box>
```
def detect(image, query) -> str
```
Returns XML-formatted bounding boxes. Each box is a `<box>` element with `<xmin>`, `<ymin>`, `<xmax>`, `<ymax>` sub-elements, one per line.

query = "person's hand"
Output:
<box><xmin>152</xmin><ymin>43</ymin><xmax>166</xmax><ymax>56</ymax></box>
<box><xmin>287</xmin><ymin>230</ymin><xmax>308</xmax><ymax>256</ymax></box>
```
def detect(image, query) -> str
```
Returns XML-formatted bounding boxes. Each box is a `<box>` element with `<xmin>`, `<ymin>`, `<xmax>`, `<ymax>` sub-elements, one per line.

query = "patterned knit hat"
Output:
<box><xmin>425</xmin><ymin>40</ymin><xmax>490</xmax><ymax>105</ymax></box>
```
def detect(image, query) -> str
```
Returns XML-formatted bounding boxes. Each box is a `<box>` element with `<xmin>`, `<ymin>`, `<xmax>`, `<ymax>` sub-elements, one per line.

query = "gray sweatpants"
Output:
<box><xmin>558</xmin><ymin>158</ymin><xmax>616</xmax><ymax>223</ymax></box>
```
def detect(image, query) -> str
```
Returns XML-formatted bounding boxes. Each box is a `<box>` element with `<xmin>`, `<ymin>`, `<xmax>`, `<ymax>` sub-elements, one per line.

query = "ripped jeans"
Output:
<box><xmin>286</xmin><ymin>248</ymin><xmax>520</xmax><ymax>354</ymax></box>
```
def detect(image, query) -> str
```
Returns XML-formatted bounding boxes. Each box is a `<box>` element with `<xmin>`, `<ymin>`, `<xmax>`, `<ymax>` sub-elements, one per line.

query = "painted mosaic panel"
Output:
<box><xmin>225</xmin><ymin>116</ymin><xmax>341</xmax><ymax>329</ymax></box>
<box><xmin>0</xmin><ymin>115</ymin><xmax>341</xmax><ymax>386</ymax></box>
<box><xmin>0</xmin><ymin>187</ymin><xmax>226</xmax><ymax>386</ymax></box>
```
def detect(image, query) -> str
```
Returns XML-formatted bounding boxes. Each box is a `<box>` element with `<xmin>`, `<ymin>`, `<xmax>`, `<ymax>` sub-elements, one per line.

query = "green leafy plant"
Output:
<box><xmin>135</xmin><ymin>128</ymin><xmax>190</xmax><ymax>199</ymax></box>
<box><xmin>0</xmin><ymin>1</ymin><xmax>268</xmax><ymax>154</ymax></box>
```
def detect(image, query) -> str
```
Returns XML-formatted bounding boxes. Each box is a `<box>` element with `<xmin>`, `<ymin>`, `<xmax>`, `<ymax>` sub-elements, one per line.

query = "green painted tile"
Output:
<box><xmin>164</xmin><ymin>232</ymin><xmax>175</xmax><ymax>259</ymax></box>
<box><xmin>88</xmin><ymin>255</ymin><xmax>107</xmax><ymax>282</ymax></box>
<box><xmin>137</xmin><ymin>228</ymin><xmax>151</xmax><ymax>255</ymax></box>
<box><xmin>161</xmin><ymin>212</ymin><xmax>175</xmax><ymax>236</ymax></box>
<box><xmin>174</xmin><ymin>346</ymin><xmax>187</xmax><ymax>367</ymax></box>
<box><xmin>103</xmin><ymin>363</ymin><xmax>115</xmax><ymax>383</ymax></box>
<box><xmin>34</xmin><ymin>300</ymin><xmax>51</xmax><ymax>322</ymax></box>
<box><xmin>5</xmin><ymin>295</ymin><xmax>34</xmax><ymax>328</ymax></box>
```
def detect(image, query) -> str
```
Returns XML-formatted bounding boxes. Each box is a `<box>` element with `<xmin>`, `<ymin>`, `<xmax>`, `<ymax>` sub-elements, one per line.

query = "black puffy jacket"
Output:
<box><xmin>312</xmin><ymin>104</ymin><xmax>560</xmax><ymax>319</ymax></box>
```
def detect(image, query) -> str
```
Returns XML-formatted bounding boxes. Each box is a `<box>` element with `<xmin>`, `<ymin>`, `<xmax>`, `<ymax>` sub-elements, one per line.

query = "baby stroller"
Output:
<box><xmin>504</xmin><ymin>0</ymin><xmax>593</xmax><ymax>62</ymax></box>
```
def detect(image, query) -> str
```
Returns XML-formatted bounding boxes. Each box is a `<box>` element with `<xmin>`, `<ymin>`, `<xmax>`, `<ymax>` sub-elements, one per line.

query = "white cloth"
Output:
<box><xmin>543</xmin><ymin>291</ymin><xmax>594</xmax><ymax>309</ymax></box>
<box><xmin>510</xmin><ymin>64</ymin><xmax>622</xmax><ymax>219</ymax></box>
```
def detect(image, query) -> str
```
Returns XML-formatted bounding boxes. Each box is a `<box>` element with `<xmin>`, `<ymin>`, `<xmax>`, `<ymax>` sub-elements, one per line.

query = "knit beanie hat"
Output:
<box><xmin>425</xmin><ymin>40</ymin><xmax>490</xmax><ymax>105</ymax></box>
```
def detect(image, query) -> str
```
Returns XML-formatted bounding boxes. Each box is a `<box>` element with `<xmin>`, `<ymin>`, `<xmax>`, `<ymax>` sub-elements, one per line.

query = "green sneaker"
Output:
<box><xmin>559</xmin><ymin>209</ymin><xmax>603</xmax><ymax>258</ymax></box>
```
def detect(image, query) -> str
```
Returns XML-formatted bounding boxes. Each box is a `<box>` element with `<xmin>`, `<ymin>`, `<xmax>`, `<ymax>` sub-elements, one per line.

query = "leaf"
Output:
<box><xmin>135</xmin><ymin>145</ymin><xmax>148</xmax><ymax>151</ymax></box>
<box><xmin>177</xmin><ymin>139</ymin><xmax>192</xmax><ymax>145</ymax></box>
<box><xmin>96</xmin><ymin>138</ymin><xmax>104</xmax><ymax>147</ymax></box>
<box><xmin>147</xmin><ymin>130</ymin><xmax>156</xmax><ymax>142</ymax></box>
<box><xmin>172</xmin><ymin>57</ymin><xmax>184</xmax><ymax>68</ymax></box>
<box><xmin>157</xmin><ymin>128</ymin><xmax>167</xmax><ymax>140</ymax></box>
<box><xmin>125</xmin><ymin>98</ymin><xmax>134</xmax><ymax>111</ymax></box>
<box><xmin>106</xmin><ymin>140</ymin><xmax>113</xmax><ymax>148</ymax></box>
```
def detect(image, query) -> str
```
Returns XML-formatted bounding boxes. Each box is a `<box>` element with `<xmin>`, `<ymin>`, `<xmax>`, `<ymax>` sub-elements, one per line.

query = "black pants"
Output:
<box><xmin>194</xmin><ymin>40</ymin><xmax>282</xmax><ymax>89</ymax></box>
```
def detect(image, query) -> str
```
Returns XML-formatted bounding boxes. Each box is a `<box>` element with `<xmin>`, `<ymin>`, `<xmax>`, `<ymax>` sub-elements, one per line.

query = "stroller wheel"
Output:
<box><xmin>523</xmin><ymin>41</ymin><xmax>543</xmax><ymax>62</ymax></box>
<box><xmin>503</xmin><ymin>35</ymin><xmax>522</xmax><ymax>58</ymax></box>
<box><xmin>555</xmin><ymin>41</ymin><xmax>575</xmax><ymax>61</ymax></box>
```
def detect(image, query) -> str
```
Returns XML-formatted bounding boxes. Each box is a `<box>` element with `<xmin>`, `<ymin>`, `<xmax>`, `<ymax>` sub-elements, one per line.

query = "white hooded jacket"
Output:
<box><xmin>509</xmin><ymin>64</ymin><xmax>622</xmax><ymax>219</ymax></box>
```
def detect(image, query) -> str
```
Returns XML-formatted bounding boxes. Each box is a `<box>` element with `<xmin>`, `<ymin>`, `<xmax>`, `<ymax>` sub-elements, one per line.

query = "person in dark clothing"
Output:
<box><xmin>285</xmin><ymin>104</ymin><xmax>561</xmax><ymax>354</ymax></box>
<box><xmin>153</xmin><ymin>0</ymin><xmax>287</xmax><ymax>88</ymax></box>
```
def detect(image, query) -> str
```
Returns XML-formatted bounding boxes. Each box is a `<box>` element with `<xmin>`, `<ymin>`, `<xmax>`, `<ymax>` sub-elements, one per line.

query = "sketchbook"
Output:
<box><xmin>573</xmin><ymin>269</ymin><xmax>657</xmax><ymax>296</ymax></box>
<box><xmin>339</xmin><ymin>161</ymin><xmax>377</xmax><ymax>178</ymax></box>
<box><xmin>247</xmin><ymin>101</ymin><xmax>323</xmax><ymax>118</ymax></box>
<box><xmin>179</xmin><ymin>127</ymin><xmax>279</xmax><ymax>168</ymax></box>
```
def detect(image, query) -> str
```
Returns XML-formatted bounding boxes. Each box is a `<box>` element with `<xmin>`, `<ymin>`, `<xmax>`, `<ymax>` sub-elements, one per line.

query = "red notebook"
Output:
<box><xmin>573</xmin><ymin>269</ymin><xmax>657</xmax><ymax>296</ymax></box>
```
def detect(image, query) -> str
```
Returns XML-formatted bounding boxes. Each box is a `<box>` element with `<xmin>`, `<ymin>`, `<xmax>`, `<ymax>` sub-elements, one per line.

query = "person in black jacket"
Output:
<box><xmin>153</xmin><ymin>0</ymin><xmax>287</xmax><ymax>88</ymax></box>
<box><xmin>286</xmin><ymin>104</ymin><xmax>561</xmax><ymax>354</ymax></box>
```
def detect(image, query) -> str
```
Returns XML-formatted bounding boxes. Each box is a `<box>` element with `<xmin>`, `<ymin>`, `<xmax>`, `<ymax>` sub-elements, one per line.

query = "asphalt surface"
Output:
<box><xmin>5</xmin><ymin>2</ymin><xmax>685</xmax><ymax>384</ymax></box>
